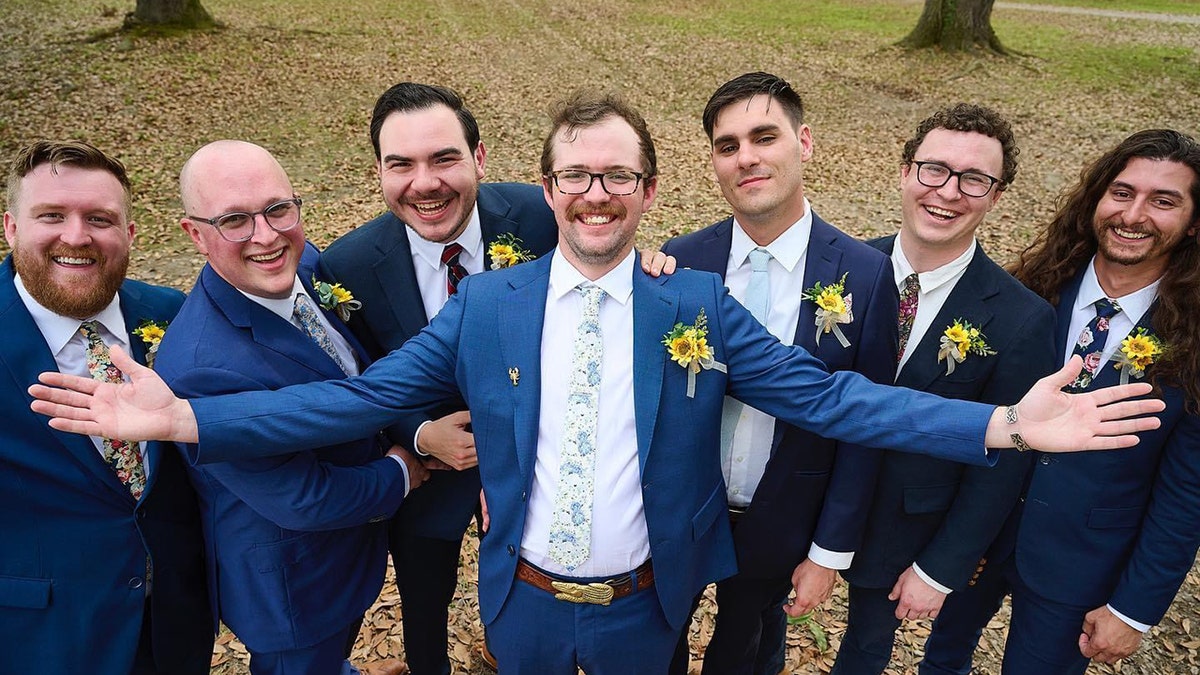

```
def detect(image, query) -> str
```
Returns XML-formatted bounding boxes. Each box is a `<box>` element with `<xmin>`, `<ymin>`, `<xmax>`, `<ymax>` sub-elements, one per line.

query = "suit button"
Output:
<box><xmin>507</xmin><ymin>545</ymin><xmax>515</xmax><ymax>556</ymax></box>
<box><xmin>128</xmin><ymin>577</ymin><xmax>144</xmax><ymax>589</ymax></box>
<box><xmin>967</xmin><ymin>580</ymin><xmax>976</xmax><ymax>587</ymax></box>
<box><xmin>521</xmin><ymin>491</ymin><xmax>527</xmax><ymax>502</ymax></box>
<box><xmin>1040</xmin><ymin>455</ymin><xmax>1052</xmax><ymax>465</ymax></box>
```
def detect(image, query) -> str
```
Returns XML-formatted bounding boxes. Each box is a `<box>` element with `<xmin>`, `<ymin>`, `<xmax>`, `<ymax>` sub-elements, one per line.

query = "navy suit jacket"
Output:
<box><xmin>1011</xmin><ymin>268</ymin><xmax>1200</xmax><ymax>625</ymax></box>
<box><xmin>155</xmin><ymin>245</ymin><xmax>407</xmax><ymax>653</ymax></box>
<box><xmin>319</xmin><ymin>182</ymin><xmax>557</xmax><ymax>540</ymax></box>
<box><xmin>845</xmin><ymin>237</ymin><xmax>1055</xmax><ymax>591</ymax></box>
<box><xmin>185</xmin><ymin>253</ymin><xmax>1001</xmax><ymax>631</ymax></box>
<box><xmin>662</xmin><ymin>213</ymin><xmax>897</xmax><ymax>578</ymax></box>
<box><xmin>0</xmin><ymin>257</ymin><xmax>212</xmax><ymax>673</ymax></box>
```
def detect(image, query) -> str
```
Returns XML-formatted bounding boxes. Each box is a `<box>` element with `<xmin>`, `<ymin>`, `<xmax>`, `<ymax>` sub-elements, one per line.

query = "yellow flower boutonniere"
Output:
<box><xmin>937</xmin><ymin>319</ymin><xmax>995</xmax><ymax>375</ymax></box>
<box><xmin>662</xmin><ymin>308</ymin><xmax>727</xmax><ymax>398</ymax></box>
<box><xmin>311</xmin><ymin>275</ymin><xmax>362</xmax><ymax>322</ymax></box>
<box><xmin>803</xmin><ymin>273</ymin><xmax>853</xmax><ymax>348</ymax></box>
<box><xmin>132</xmin><ymin>319</ymin><xmax>168</xmax><ymax>369</ymax></box>
<box><xmin>488</xmin><ymin>233</ymin><xmax>536</xmax><ymax>270</ymax></box>
<box><xmin>1113</xmin><ymin>328</ymin><xmax>1164</xmax><ymax>384</ymax></box>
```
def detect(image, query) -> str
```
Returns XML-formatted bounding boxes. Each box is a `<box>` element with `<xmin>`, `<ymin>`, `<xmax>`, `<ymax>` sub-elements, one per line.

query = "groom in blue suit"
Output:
<box><xmin>0</xmin><ymin>141</ymin><xmax>211</xmax><ymax>673</ymax></box>
<box><xmin>28</xmin><ymin>98</ymin><xmax>1166</xmax><ymax>675</ymax></box>
<box><xmin>663</xmin><ymin>73</ymin><xmax>897</xmax><ymax>675</ymax></box>
<box><xmin>156</xmin><ymin>140</ymin><xmax>423</xmax><ymax>675</ymax></box>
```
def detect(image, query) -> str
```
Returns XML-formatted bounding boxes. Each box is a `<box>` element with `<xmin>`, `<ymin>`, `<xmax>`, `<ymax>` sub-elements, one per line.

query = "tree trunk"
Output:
<box><xmin>898</xmin><ymin>0</ymin><xmax>1008</xmax><ymax>55</ymax></box>
<box><xmin>127</xmin><ymin>0</ymin><xmax>215</xmax><ymax>29</ymax></box>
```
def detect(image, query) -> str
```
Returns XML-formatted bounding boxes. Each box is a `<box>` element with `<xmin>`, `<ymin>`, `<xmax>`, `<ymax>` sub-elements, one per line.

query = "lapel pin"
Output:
<box><xmin>508</xmin><ymin>367</ymin><xmax>520</xmax><ymax>387</ymax></box>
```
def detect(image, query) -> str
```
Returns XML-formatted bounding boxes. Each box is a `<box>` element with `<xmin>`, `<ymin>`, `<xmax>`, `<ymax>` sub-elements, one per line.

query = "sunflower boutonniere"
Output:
<box><xmin>132</xmin><ymin>319</ymin><xmax>168</xmax><ymax>369</ymax></box>
<box><xmin>1112</xmin><ymin>327</ymin><xmax>1164</xmax><ymax>384</ymax></box>
<box><xmin>803</xmin><ymin>272</ymin><xmax>853</xmax><ymax>348</ymax></box>
<box><xmin>937</xmin><ymin>319</ymin><xmax>995</xmax><ymax>375</ymax></box>
<box><xmin>662</xmin><ymin>308</ymin><xmax>727</xmax><ymax>398</ymax></box>
<box><xmin>488</xmin><ymin>233</ymin><xmax>536</xmax><ymax>270</ymax></box>
<box><xmin>311</xmin><ymin>275</ymin><xmax>362</xmax><ymax>322</ymax></box>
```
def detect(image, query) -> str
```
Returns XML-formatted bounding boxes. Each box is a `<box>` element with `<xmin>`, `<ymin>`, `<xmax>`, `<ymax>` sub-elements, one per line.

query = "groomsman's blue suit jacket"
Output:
<box><xmin>184</xmin><ymin>253</ymin><xmax>1001</xmax><ymax>630</ymax></box>
<box><xmin>0</xmin><ymin>257</ymin><xmax>212</xmax><ymax>673</ymax></box>
<box><xmin>155</xmin><ymin>245</ymin><xmax>408</xmax><ymax>653</ymax></box>
<box><xmin>846</xmin><ymin>237</ymin><xmax>1055</xmax><ymax>591</ymax></box>
<box><xmin>1004</xmin><ymin>268</ymin><xmax>1200</xmax><ymax>625</ymax></box>
<box><xmin>319</xmin><ymin>183</ymin><xmax>558</xmax><ymax>540</ymax></box>
<box><xmin>662</xmin><ymin>213</ymin><xmax>898</xmax><ymax>578</ymax></box>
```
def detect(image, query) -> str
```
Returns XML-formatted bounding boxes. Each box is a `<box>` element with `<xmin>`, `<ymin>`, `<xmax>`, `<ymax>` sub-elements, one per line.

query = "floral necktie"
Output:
<box><xmin>1066</xmin><ymin>297</ymin><xmax>1122</xmax><ymax>391</ymax></box>
<box><xmin>442</xmin><ymin>243</ymin><xmax>468</xmax><ymax>296</ymax></box>
<box><xmin>79</xmin><ymin>320</ymin><xmax>146</xmax><ymax>499</ymax></box>
<box><xmin>548</xmin><ymin>283</ymin><xmax>605</xmax><ymax>571</ymax></box>
<box><xmin>292</xmin><ymin>294</ymin><xmax>351</xmax><ymax>375</ymax></box>
<box><xmin>896</xmin><ymin>273</ymin><xmax>921</xmax><ymax>361</ymax></box>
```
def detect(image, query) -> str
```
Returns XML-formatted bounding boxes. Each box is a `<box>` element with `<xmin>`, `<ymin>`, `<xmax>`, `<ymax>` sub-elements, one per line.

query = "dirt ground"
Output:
<box><xmin>2</xmin><ymin>0</ymin><xmax>1198</xmax><ymax>672</ymax></box>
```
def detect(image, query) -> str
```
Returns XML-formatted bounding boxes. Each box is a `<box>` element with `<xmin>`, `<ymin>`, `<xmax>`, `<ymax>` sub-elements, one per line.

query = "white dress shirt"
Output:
<box><xmin>406</xmin><ymin>206</ymin><xmax>485</xmax><ymax>323</ymax></box>
<box><xmin>890</xmin><ymin>238</ymin><xmax>976</xmax><ymax>594</ymax></box>
<box><xmin>521</xmin><ymin>248</ymin><xmax>647</xmax><ymax>577</ymax></box>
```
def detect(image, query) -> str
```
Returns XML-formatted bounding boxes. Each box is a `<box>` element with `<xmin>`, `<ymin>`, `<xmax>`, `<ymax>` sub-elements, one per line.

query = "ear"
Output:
<box><xmin>474</xmin><ymin>141</ymin><xmax>487</xmax><ymax>180</ymax></box>
<box><xmin>641</xmin><ymin>175</ymin><xmax>658</xmax><ymax>211</ymax></box>
<box><xmin>542</xmin><ymin>175</ymin><xmax>555</xmax><ymax>210</ymax></box>
<box><xmin>180</xmin><ymin>218</ymin><xmax>208</xmax><ymax>256</ymax></box>
<box><xmin>797</xmin><ymin>124</ymin><xmax>814</xmax><ymax>163</ymax></box>
<box><xmin>126</xmin><ymin>219</ymin><xmax>137</xmax><ymax>247</ymax></box>
<box><xmin>3</xmin><ymin>211</ymin><xmax>16</xmax><ymax>248</ymax></box>
<box><xmin>899</xmin><ymin>162</ymin><xmax>912</xmax><ymax>191</ymax></box>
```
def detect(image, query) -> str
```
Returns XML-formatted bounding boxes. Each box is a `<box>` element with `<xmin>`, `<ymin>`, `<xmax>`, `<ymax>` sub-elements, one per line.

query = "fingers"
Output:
<box><xmin>29</xmin><ymin>392</ymin><xmax>99</xmax><ymax>420</ymax></box>
<box><xmin>46</xmin><ymin>417</ymin><xmax>103</xmax><ymax>436</ymax></box>
<box><xmin>109</xmin><ymin>345</ymin><xmax>141</xmax><ymax>375</ymax></box>
<box><xmin>446</xmin><ymin>409</ymin><xmax>472</xmax><ymax>426</ymax></box>
<box><xmin>1086</xmin><ymin>381</ymin><xmax>1155</xmax><ymax>407</ymax></box>
<box><xmin>1043</xmin><ymin>355</ymin><xmax>1085</xmax><ymax>389</ymax></box>
<box><xmin>34</xmin><ymin>372</ymin><xmax>100</xmax><ymax>394</ymax></box>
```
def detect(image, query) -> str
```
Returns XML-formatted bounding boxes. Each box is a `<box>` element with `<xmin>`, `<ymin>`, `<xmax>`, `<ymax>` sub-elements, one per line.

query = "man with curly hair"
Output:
<box><xmin>924</xmin><ymin>129</ymin><xmax>1200</xmax><ymax>674</ymax></box>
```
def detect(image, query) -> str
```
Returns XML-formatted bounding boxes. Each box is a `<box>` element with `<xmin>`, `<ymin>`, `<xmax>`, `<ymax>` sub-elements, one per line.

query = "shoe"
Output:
<box><xmin>480</xmin><ymin>642</ymin><xmax>498</xmax><ymax>671</ymax></box>
<box><xmin>359</xmin><ymin>658</ymin><xmax>409</xmax><ymax>675</ymax></box>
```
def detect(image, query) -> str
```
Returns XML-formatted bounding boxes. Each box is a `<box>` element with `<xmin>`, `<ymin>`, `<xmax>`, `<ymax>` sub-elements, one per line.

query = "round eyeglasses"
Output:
<box><xmin>547</xmin><ymin>170</ymin><xmax>645</xmax><ymax>196</ymax></box>
<box><xmin>186</xmin><ymin>197</ymin><xmax>303</xmax><ymax>242</ymax></box>
<box><xmin>911</xmin><ymin>162</ymin><xmax>1002</xmax><ymax>198</ymax></box>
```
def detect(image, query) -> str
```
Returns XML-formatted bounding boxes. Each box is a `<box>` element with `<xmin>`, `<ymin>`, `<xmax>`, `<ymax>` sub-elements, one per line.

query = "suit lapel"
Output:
<box><xmin>497</xmin><ymin>258</ymin><xmax>550</xmax><ymax>487</ymax></box>
<box><xmin>1054</xmin><ymin>270</ymin><xmax>1087</xmax><ymax>363</ymax></box>
<box><xmin>796</xmin><ymin>221</ymin><xmax>844</xmax><ymax>353</ymax></box>
<box><xmin>632</xmin><ymin>263</ymin><xmax>678</xmax><ymax>468</ymax></box>
<box><xmin>370</xmin><ymin>217</ymin><xmax>430</xmax><ymax>340</ymax></box>
<box><xmin>300</xmin><ymin>265</ymin><xmax>371</xmax><ymax>368</ymax></box>
<box><xmin>684</xmin><ymin>218</ymin><xmax>734</xmax><ymax>279</ymax></box>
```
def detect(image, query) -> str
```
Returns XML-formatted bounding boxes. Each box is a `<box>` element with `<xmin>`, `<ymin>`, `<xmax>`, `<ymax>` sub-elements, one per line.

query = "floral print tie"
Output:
<box><xmin>1066</xmin><ymin>297</ymin><xmax>1122</xmax><ymax>391</ymax></box>
<box><xmin>548</xmin><ymin>283</ymin><xmax>605</xmax><ymax>571</ymax></box>
<box><xmin>896</xmin><ymin>273</ymin><xmax>920</xmax><ymax>361</ymax></box>
<box><xmin>293</xmin><ymin>293</ymin><xmax>351</xmax><ymax>375</ymax></box>
<box><xmin>79</xmin><ymin>320</ymin><xmax>146</xmax><ymax>499</ymax></box>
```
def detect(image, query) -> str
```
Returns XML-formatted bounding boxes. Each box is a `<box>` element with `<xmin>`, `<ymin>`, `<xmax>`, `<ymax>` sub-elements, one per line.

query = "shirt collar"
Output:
<box><xmin>15</xmin><ymin>272</ymin><xmax>128</xmax><ymax>357</ymax></box>
<box><xmin>239</xmin><ymin>276</ymin><xmax>306</xmax><ymax>322</ymax></box>
<box><xmin>1076</xmin><ymin>256</ymin><xmax>1160</xmax><ymax>323</ymax></box>
<box><xmin>892</xmin><ymin>236</ymin><xmax>977</xmax><ymax>293</ymax></box>
<box><xmin>406</xmin><ymin>205</ymin><xmax>484</xmax><ymax>271</ymax></box>
<box><xmin>549</xmin><ymin>247</ymin><xmax>635</xmax><ymax>306</ymax></box>
<box><xmin>728</xmin><ymin>197</ymin><xmax>813</xmax><ymax>273</ymax></box>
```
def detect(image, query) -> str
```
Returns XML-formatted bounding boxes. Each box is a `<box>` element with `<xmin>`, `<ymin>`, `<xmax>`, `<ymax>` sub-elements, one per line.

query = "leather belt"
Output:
<box><xmin>516</xmin><ymin>559</ymin><xmax>654</xmax><ymax>606</ymax></box>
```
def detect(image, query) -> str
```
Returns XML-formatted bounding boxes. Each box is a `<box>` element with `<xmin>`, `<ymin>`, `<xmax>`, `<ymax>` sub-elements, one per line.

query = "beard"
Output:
<box><xmin>561</xmin><ymin>201</ymin><xmax>634</xmax><ymax>267</ymax></box>
<box><xmin>13</xmin><ymin>244</ymin><xmax>128</xmax><ymax>319</ymax></box>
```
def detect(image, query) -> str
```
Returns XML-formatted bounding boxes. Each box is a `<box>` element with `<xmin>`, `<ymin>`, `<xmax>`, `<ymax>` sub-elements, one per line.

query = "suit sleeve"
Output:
<box><xmin>914</xmin><ymin>304</ymin><xmax>1055</xmax><ymax>590</ymax></box>
<box><xmin>169</xmin><ymin>366</ymin><xmax>407</xmax><ymax>529</ymax></box>
<box><xmin>811</xmin><ymin>254</ymin><xmax>897</xmax><ymax>556</ymax></box>
<box><xmin>1108</xmin><ymin>405</ymin><xmax>1200</xmax><ymax>625</ymax></box>
<box><xmin>711</xmin><ymin>275</ymin><xmax>998</xmax><ymax>465</ymax></box>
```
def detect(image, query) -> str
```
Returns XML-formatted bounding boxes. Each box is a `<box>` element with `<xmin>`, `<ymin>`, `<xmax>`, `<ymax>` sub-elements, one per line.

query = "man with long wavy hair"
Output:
<box><xmin>924</xmin><ymin>129</ymin><xmax>1200</xmax><ymax>674</ymax></box>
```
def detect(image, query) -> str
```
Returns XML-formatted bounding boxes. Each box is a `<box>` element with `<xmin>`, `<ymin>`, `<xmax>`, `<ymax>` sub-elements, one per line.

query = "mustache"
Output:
<box><xmin>47</xmin><ymin>245</ymin><xmax>104</xmax><ymax>262</ymax></box>
<box><xmin>566</xmin><ymin>202</ymin><xmax>625</xmax><ymax>221</ymax></box>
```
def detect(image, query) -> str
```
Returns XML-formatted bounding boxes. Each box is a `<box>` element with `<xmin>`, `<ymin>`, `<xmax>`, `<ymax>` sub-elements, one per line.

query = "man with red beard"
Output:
<box><xmin>923</xmin><ymin>129</ymin><xmax>1200</xmax><ymax>674</ymax></box>
<box><xmin>0</xmin><ymin>140</ymin><xmax>212</xmax><ymax>673</ymax></box>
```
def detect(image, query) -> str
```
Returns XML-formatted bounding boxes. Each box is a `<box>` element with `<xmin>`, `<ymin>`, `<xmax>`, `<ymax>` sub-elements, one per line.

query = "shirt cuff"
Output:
<box><xmin>911</xmin><ymin>563</ymin><xmax>954</xmax><ymax>595</ymax></box>
<box><xmin>387</xmin><ymin>454</ymin><xmax>411</xmax><ymax>497</ymax></box>
<box><xmin>807</xmin><ymin>543</ymin><xmax>853</xmax><ymax>570</ymax></box>
<box><xmin>413</xmin><ymin>419</ymin><xmax>433</xmax><ymax>457</ymax></box>
<box><xmin>1107</xmin><ymin>605</ymin><xmax>1150</xmax><ymax>633</ymax></box>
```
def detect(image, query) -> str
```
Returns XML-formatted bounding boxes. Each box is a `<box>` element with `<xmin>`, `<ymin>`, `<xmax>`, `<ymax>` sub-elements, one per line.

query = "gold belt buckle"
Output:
<box><xmin>550</xmin><ymin>580</ymin><xmax>615</xmax><ymax>606</ymax></box>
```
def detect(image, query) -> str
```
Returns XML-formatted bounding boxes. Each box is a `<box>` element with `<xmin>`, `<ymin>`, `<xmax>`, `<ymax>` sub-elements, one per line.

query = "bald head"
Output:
<box><xmin>179</xmin><ymin>140</ymin><xmax>292</xmax><ymax>214</ymax></box>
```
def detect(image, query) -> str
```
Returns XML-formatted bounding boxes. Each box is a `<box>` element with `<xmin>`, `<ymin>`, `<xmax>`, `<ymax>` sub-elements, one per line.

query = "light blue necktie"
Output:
<box><xmin>293</xmin><ymin>293</ymin><xmax>352</xmax><ymax>375</ymax></box>
<box><xmin>548</xmin><ymin>283</ymin><xmax>606</xmax><ymax>571</ymax></box>
<box><xmin>720</xmin><ymin>248</ymin><xmax>773</xmax><ymax>464</ymax></box>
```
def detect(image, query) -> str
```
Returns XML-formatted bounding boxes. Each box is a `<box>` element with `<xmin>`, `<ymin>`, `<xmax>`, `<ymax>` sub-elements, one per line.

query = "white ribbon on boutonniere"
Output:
<box><xmin>662</xmin><ymin>308</ymin><xmax>727</xmax><ymax>398</ymax></box>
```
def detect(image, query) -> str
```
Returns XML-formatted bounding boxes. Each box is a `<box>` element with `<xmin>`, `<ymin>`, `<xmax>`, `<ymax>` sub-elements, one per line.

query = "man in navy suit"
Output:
<box><xmin>831</xmin><ymin>105</ymin><xmax>1056</xmax><ymax>674</ymax></box>
<box><xmin>663</xmin><ymin>72</ymin><xmax>897</xmax><ymax>675</ymax></box>
<box><xmin>922</xmin><ymin>129</ymin><xmax>1200</xmax><ymax>674</ymax></box>
<box><xmin>157</xmin><ymin>139</ymin><xmax>425</xmax><ymax>675</ymax></box>
<box><xmin>30</xmin><ymin>96</ymin><xmax>1165</xmax><ymax>675</ymax></box>
<box><xmin>0</xmin><ymin>140</ymin><xmax>211</xmax><ymax>673</ymax></box>
<box><xmin>319</xmin><ymin>83</ymin><xmax>559</xmax><ymax>675</ymax></box>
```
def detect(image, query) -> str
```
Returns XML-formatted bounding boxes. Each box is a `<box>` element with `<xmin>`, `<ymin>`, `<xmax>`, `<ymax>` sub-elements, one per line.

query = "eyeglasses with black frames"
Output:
<box><xmin>911</xmin><ymin>162</ymin><xmax>1002</xmax><ymax>198</ymax></box>
<box><xmin>186</xmin><ymin>197</ymin><xmax>303</xmax><ymax>243</ymax></box>
<box><xmin>546</xmin><ymin>170</ymin><xmax>644</xmax><ymax>196</ymax></box>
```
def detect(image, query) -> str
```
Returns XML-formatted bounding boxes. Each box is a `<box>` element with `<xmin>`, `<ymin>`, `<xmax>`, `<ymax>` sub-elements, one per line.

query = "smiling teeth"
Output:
<box><xmin>1115</xmin><ymin>228</ymin><xmax>1150</xmax><ymax>240</ymax></box>
<box><xmin>249</xmin><ymin>250</ymin><xmax>284</xmax><ymax>262</ymax></box>
<box><xmin>925</xmin><ymin>206</ymin><xmax>957</xmax><ymax>219</ymax></box>
<box><xmin>582</xmin><ymin>215</ymin><xmax>613</xmax><ymax>224</ymax></box>
<box><xmin>54</xmin><ymin>256</ymin><xmax>92</xmax><ymax>265</ymax></box>
<box><xmin>414</xmin><ymin>201</ymin><xmax>449</xmax><ymax>214</ymax></box>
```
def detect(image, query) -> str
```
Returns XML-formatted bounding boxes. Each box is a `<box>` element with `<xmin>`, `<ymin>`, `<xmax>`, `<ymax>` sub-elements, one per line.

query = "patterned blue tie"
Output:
<box><xmin>292</xmin><ymin>293</ymin><xmax>351</xmax><ymax>375</ymax></box>
<box><xmin>548</xmin><ymin>283</ymin><xmax>605</xmax><ymax>571</ymax></box>
<box><xmin>1066</xmin><ymin>297</ymin><xmax>1122</xmax><ymax>391</ymax></box>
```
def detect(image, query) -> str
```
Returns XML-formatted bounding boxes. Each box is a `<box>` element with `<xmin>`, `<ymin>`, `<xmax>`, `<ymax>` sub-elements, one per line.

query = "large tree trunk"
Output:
<box><xmin>126</xmin><ymin>0</ymin><xmax>215</xmax><ymax>29</ymax></box>
<box><xmin>899</xmin><ymin>0</ymin><xmax>1008</xmax><ymax>55</ymax></box>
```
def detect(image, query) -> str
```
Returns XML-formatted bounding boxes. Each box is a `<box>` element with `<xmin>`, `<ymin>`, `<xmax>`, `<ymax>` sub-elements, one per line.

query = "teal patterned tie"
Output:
<box><xmin>79</xmin><ymin>320</ymin><xmax>146</xmax><ymax>499</ymax></box>
<box><xmin>293</xmin><ymin>293</ymin><xmax>351</xmax><ymax>375</ymax></box>
<box><xmin>548</xmin><ymin>283</ymin><xmax>605</xmax><ymax>571</ymax></box>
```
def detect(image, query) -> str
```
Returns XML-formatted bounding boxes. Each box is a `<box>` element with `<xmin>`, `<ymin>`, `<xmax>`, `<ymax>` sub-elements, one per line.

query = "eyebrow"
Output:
<box><xmin>381</xmin><ymin>147</ymin><xmax>463</xmax><ymax>163</ymax></box>
<box><xmin>712</xmin><ymin>123</ymin><xmax>783</xmax><ymax>148</ymax></box>
<box><xmin>1109</xmin><ymin>180</ymin><xmax>1186</xmax><ymax>200</ymax></box>
<box><xmin>916</xmin><ymin>158</ymin><xmax>998</xmax><ymax>176</ymax></box>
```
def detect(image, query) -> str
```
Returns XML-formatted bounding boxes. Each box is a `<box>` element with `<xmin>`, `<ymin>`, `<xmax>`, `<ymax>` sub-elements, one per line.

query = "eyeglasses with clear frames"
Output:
<box><xmin>186</xmin><ymin>197</ymin><xmax>303</xmax><ymax>242</ymax></box>
<box><xmin>911</xmin><ymin>162</ymin><xmax>1003</xmax><ymax>198</ymax></box>
<box><xmin>546</xmin><ymin>170</ymin><xmax>645</xmax><ymax>196</ymax></box>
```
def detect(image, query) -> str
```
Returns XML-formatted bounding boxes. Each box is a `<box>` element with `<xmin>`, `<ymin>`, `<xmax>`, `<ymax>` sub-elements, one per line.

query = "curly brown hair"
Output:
<box><xmin>901</xmin><ymin>103</ymin><xmax>1019</xmax><ymax>188</ymax></box>
<box><xmin>1010</xmin><ymin>129</ymin><xmax>1200</xmax><ymax>406</ymax></box>
<box><xmin>540</xmin><ymin>90</ymin><xmax>657</xmax><ymax>180</ymax></box>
